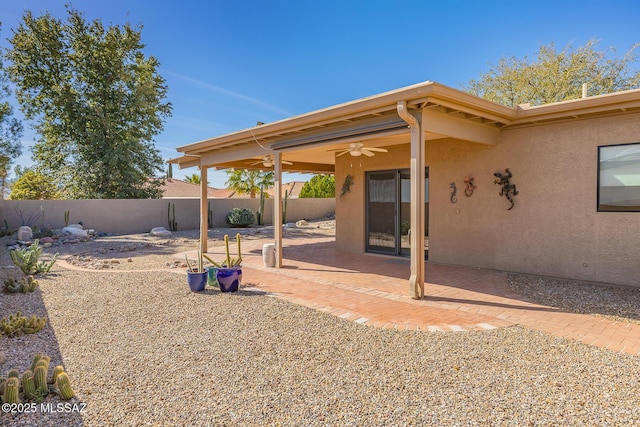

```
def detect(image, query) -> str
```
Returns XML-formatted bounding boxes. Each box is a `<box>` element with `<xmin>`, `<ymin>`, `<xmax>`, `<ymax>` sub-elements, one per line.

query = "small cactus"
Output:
<box><xmin>55</xmin><ymin>372</ymin><xmax>75</xmax><ymax>400</ymax></box>
<box><xmin>7</xmin><ymin>369</ymin><xmax>19</xmax><ymax>380</ymax></box>
<box><xmin>31</xmin><ymin>353</ymin><xmax>44</xmax><ymax>372</ymax></box>
<box><xmin>4</xmin><ymin>275</ymin><xmax>40</xmax><ymax>293</ymax></box>
<box><xmin>34</xmin><ymin>365</ymin><xmax>48</xmax><ymax>397</ymax></box>
<box><xmin>35</xmin><ymin>360</ymin><xmax>49</xmax><ymax>371</ymax></box>
<box><xmin>0</xmin><ymin>312</ymin><xmax>46</xmax><ymax>337</ymax></box>
<box><xmin>40</xmin><ymin>355</ymin><xmax>51</xmax><ymax>367</ymax></box>
<box><xmin>50</xmin><ymin>365</ymin><xmax>65</xmax><ymax>384</ymax></box>
<box><xmin>3</xmin><ymin>377</ymin><xmax>20</xmax><ymax>404</ymax></box>
<box><xmin>22</xmin><ymin>370</ymin><xmax>35</xmax><ymax>400</ymax></box>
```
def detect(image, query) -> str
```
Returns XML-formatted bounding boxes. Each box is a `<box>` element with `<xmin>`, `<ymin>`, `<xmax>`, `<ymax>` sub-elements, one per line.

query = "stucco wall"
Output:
<box><xmin>335</xmin><ymin>112</ymin><xmax>640</xmax><ymax>288</ymax></box>
<box><xmin>335</xmin><ymin>144</ymin><xmax>412</xmax><ymax>253</ymax></box>
<box><xmin>0</xmin><ymin>198</ymin><xmax>334</xmax><ymax>235</ymax></box>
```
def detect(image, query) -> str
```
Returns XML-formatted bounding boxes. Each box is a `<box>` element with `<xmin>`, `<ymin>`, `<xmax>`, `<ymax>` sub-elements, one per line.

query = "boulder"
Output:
<box><xmin>150</xmin><ymin>227</ymin><xmax>172</xmax><ymax>237</ymax></box>
<box><xmin>62</xmin><ymin>226</ymin><xmax>88</xmax><ymax>238</ymax></box>
<box><xmin>17</xmin><ymin>226</ymin><xmax>33</xmax><ymax>241</ymax></box>
<box><xmin>39</xmin><ymin>236</ymin><xmax>54</xmax><ymax>244</ymax></box>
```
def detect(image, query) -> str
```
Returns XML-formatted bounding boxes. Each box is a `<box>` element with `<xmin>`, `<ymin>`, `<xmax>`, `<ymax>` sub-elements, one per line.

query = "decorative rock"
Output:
<box><xmin>18</xmin><ymin>226</ymin><xmax>33</xmax><ymax>241</ymax></box>
<box><xmin>150</xmin><ymin>227</ymin><xmax>172</xmax><ymax>237</ymax></box>
<box><xmin>43</xmin><ymin>243</ymin><xmax>53</xmax><ymax>248</ymax></box>
<box><xmin>66</xmin><ymin>224</ymin><xmax>83</xmax><ymax>229</ymax></box>
<box><xmin>40</xmin><ymin>236</ymin><xmax>54</xmax><ymax>244</ymax></box>
<box><xmin>296</xmin><ymin>220</ymin><xmax>309</xmax><ymax>227</ymax></box>
<box><xmin>62</xmin><ymin>226</ymin><xmax>88</xmax><ymax>238</ymax></box>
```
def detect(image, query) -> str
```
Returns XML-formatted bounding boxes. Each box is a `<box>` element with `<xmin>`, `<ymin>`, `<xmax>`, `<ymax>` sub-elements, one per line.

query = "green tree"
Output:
<box><xmin>184</xmin><ymin>173</ymin><xmax>201</xmax><ymax>185</ymax></box>
<box><xmin>6</xmin><ymin>7</ymin><xmax>171</xmax><ymax>199</ymax></box>
<box><xmin>0</xmin><ymin>24</ymin><xmax>24</xmax><ymax>200</ymax></box>
<box><xmin>299</xmin><ymin>174</ymin><xmax>335</xmax><ymax>198</ymax></box>
<box><xmin>465</xmin><ymin>40</ymin><xmax>640</xmax><ymax>107</ymax></box>
<box><xmin>225</xmin><ymin>169</ymin><xmax>274</xmax><ymax>198</ymax></box>
<box><xmin>10</xmin><ymin>170</ymin><xmax>58</xmax><ymax>200</ymax></box>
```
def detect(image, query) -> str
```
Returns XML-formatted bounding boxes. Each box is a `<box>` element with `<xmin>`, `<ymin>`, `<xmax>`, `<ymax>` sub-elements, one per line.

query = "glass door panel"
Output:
<box><xmin>366</xmin><ymin>171</ymin><xmax>397</xmax><ymax>254</ymax></box>
<box><xmin>366</xmin><ymin>168</ymin><xmax>429</xmax><ymax>257</ymax></box>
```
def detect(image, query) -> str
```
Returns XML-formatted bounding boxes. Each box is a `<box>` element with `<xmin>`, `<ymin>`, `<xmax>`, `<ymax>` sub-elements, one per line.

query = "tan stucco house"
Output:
<box><xmin>170</xmin><ymin>81</ymin><xmax>640</xmax><ymax>296</ymax></box>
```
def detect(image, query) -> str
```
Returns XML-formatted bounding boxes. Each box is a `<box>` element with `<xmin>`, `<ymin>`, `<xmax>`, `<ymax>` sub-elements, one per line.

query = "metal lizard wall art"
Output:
<box><xmin>449</xmin><ymin>182</ymin><xmax>457</xmax><ymax>203</ymax></box>
<box><xmin>464</xmin><ymin>176</ymin><xmax>476</xmax><ymax>197</ymax></box>
<box><xmin>493</xmin><ymin>168</ymin><xmax>518</xmax><ymax>210</ymax></box>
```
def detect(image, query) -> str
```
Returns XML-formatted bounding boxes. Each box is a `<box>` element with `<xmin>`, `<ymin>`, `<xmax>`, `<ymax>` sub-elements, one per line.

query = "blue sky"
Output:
<box><xmin>1</xmin><ymin>0</ymin><xmax>639</xmax><ymax>187</ymax></box>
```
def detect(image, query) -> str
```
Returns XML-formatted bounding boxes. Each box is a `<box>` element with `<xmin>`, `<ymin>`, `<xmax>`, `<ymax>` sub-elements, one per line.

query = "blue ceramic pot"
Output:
<box><xmin>187</xmin><ymin>270</ymin><xmax>207</xmax><ymax>292</ymax></box>
<box><xmin>216</xmin><ymin>267</ymin><xmax>240</xmax><ymax>292</ymax></box>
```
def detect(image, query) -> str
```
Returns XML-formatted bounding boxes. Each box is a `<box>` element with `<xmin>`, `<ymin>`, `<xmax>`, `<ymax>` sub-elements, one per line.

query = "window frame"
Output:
<box><xmin>597</xmin><ymin>142</ymin><xmax>640</xmax><ymax>212</ymax></box>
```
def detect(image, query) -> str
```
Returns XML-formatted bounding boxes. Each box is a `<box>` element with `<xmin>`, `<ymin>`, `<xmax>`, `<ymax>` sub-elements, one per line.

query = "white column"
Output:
<box><xmin>200</xmin><ymin>166</ymin><xmax>208</xmax><ymax>254</ymax></box>
<box><xmin>273</xmin><ymin>153</ymin><xmax>283</xmax><ymax>268</ymax></box>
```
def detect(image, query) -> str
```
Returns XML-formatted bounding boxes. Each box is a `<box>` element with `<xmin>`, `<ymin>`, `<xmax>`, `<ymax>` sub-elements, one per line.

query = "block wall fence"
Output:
<box><xmin>0</xmin><ymin>198</ymin><xmax>335</xmax><ymax>235</ymax></box>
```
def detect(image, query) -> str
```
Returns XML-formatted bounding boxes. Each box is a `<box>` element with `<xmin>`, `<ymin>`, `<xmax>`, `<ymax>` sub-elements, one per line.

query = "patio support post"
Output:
<box><xmin>199</xmin><ymin>166</ymin><xmax>208</xmax><ymax>254</ymax></box>
<box><xmin>273</xmin><ymin>152</ymin><xmax>283</xmax><ymax>268</ymax></box>
<box><xmin>397</xmin><ymin>101</ymin><xmax>425</xmax><ymax>299</ymax></box>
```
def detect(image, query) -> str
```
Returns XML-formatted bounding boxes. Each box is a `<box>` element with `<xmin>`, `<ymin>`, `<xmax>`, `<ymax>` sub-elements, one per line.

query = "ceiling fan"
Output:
<box><xmin>328</xmin><ymin>143</ymin><xmax>388</xmax><ymax>157</ymax></box>
<box><xmin>247</xmin><ymin>155</ymin><xmax>293</xmax><ymax>168</ymax></box>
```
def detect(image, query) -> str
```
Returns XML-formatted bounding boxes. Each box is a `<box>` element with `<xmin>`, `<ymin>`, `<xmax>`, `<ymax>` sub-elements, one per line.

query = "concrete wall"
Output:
<box><xmin>335</xmin><ymin>112</ymin><xmax>640</xmax><ymax>288</ymax></box>
<box><xmin>0</xmin><ymin>198</ymin><xmax>334</xmax><ymax>235</ymax></box>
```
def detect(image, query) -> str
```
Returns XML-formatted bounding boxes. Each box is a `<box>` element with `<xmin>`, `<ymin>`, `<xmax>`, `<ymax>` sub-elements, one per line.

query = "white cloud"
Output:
<box><xmin>166</xmin><ymin>71</ymin><xmax>294</xmax><ymax>117</ymax></box>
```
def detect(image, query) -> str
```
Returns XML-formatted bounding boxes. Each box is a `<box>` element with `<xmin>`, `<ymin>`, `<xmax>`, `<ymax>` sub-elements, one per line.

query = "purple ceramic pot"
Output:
<box><xmin>216</xmin><ymin>268</ymin><xmax>240</xmax><ymax>292</ymax></box>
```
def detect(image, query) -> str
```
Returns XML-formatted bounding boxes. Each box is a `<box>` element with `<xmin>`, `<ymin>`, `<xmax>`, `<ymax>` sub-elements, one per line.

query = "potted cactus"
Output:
<box><xmin>204</xmin><ymin>234</ymin><xmax>242</xmax><ymax>292</ymax></box>
<box><xmin>185</xmin><ymin>250</ymin><xmax>207</xmax><ymax>292</ymax></box>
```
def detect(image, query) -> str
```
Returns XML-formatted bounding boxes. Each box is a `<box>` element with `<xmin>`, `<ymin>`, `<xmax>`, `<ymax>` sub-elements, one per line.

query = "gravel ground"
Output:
<box><xmin>508</xmin><ymin>274</ymin><xmax>640</xmax><ymax>325</ymax></box>
<box><xmin>2</xmin><ymin>227</ymin><xmax>640</xmax><ymax>426</ymax></box>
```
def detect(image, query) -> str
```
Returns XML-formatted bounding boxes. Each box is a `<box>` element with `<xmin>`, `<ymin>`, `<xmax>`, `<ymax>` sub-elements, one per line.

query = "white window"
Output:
<box><xmin>598</xmin><ymin>143</ymin><xmax>640</xmax><ymax>212</ymax></box>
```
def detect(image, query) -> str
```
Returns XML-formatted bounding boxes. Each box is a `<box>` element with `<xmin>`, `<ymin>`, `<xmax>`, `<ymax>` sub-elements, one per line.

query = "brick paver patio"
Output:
<box><xmin>204</xmin><ymin>235</ymin><xmax>640</xmax><ymax>356</ymax></box>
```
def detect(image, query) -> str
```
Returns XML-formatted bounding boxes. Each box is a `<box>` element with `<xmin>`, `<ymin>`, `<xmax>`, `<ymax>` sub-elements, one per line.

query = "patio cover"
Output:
<box><xmin>170</xmin><ymin>81</ymin><xmax>640</xmax><ymax>298</ymax></box>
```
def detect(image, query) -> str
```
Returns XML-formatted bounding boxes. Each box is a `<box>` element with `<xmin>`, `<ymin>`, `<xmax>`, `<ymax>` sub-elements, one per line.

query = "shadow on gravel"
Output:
<box><xmin>0</xmin><ymin>280</ymin><xmax>85</xmax><ymax>426</ymax></box>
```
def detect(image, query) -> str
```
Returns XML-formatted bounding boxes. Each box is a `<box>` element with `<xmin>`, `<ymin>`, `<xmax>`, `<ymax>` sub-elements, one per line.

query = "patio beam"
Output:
<box><xmin>273</xmin><ymin>152</ymin><xmax>283</xmax><ymax>268</ymax></box>
<box><xmin>200</xmin><ymin>166</ymin><xmax>208</xmax><ymax>253</ymax></box>
<box><xmin>397</xmin><ymin>101</ymin><xmax>425</xmax><ymax>299</ymax></box>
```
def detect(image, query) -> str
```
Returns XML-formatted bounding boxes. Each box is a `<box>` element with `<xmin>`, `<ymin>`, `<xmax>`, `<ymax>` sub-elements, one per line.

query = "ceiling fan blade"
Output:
<box><xmin>364</xmin><ymin>147</ymin><xmax>388</xmax><ymax>152</ymax></box>
<box><xmin>361</xmin><ymin>149</ymin><xmax>375</xmax><ymax>157</ymax></box>
<box><xmin>248</xmin><ymin>160</ymin><xmax>262</xmax><ymax>166</ymax></box>
<box><xmin>335</xmin><ymin>150</ymin><xmax>349</xmax><ymax>157</ymax></box>
<box><xmin>282</xmin><ymin>160</ymin><xmax>293</xmax><ymax>165</ymax></box>
<box><xmin>327</xmin><ymin>147</ymin><xmax>349</xmax><ymax>152</ymax></box>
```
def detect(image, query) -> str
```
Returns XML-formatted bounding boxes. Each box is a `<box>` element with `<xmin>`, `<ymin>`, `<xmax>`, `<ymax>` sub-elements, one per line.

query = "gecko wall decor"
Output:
<box><xmin>493</xmin><ymin>168</ymin><xmax>518</xmax><ymax>210</ymax></box>
<box><xmin>464</xmin><ymin>176</ymin><xmax>477</xmax><ymax>197</ymax></box>
<box><xmin>449</xmin><ymin>181</ymin><xmax>457</xmax><ymax>203</ymax></box>
<box><xmin>341</xmin><ymin>174</ymin><xmax>354</xmax><ymax>199</ymax></box>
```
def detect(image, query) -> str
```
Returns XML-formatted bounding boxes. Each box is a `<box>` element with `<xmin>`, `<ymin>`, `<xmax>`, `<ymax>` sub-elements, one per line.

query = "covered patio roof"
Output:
<box><xmin>170</xmin><ymin>81</ymin><xmax>640</xmax><ymax>171</ymax></box>
<box><xmin>170</xmin><ymin>80</ymin><xmax>640</xmax><ymax>299</ymax></box>
<box><xmin>169</xmin><ymin>81</ymin><xmax>517</xmax><ymax>172</ymax></box>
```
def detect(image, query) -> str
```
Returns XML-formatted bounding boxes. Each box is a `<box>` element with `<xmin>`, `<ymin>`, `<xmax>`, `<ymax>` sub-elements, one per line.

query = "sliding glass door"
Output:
<box><xmin>366</xmin><ymin>168</ymin><xmax>429</xmax><ymax>257</ymax></box>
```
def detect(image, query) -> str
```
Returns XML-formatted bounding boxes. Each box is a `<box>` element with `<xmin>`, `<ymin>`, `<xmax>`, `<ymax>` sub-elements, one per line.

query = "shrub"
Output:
<box><xmin>225</xmin><ymin>208</ymin><xmax>255</xmax><ymax>227</ymax></box>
